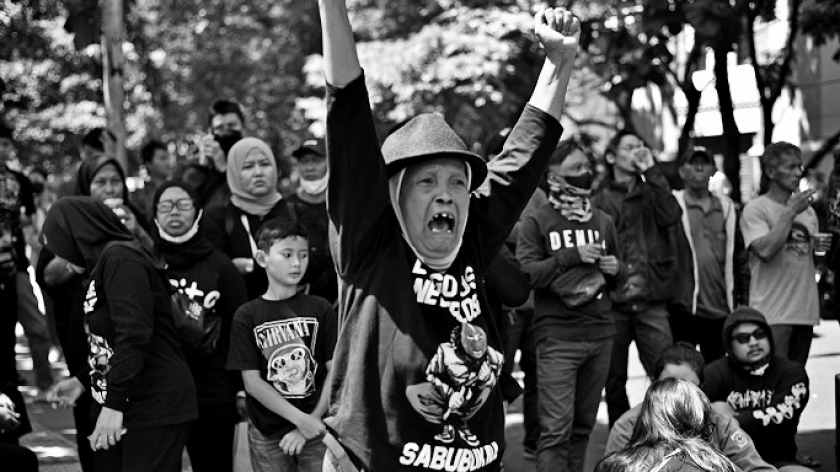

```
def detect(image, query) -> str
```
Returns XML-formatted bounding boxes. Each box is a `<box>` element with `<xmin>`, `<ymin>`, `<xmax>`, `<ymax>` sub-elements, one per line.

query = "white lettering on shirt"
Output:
<box><xmin>412</xmin><ymin>259</ymin><xmax>481</xmax><ymax>323</ymax></box>
<box><xmin>399</xmin><ymin>442</ymin><xmax>499</xmax><ymax>471</ymax></box>
<box><xmin>549</xmin><ymin>230</ymin><xmax>601</xmax><ymax>251</ymax></box>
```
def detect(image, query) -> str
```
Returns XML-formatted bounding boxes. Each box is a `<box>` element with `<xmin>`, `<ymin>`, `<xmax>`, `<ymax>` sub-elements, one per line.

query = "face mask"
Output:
<box><xmin>299</xmin><ymin>173</ymin><xmax>329</xmax><ymax>195</ymax></box>
<box><xmin>562</xmin><ymin>172</ymin><xmax>593</xmax><ymax>190</ymax></box>
<box><xmin>214</xmin><ymin>130</ymin><xmax>243</xmax><ymax>157</ymax></box>
<box><xmin>31</xmin><ymin>182</ymin><xmax>45</xmax><ymax>195</ymax></box>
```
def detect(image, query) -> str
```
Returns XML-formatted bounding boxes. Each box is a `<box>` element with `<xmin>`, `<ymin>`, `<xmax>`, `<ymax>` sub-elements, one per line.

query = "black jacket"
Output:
<box><xmin>592</xmin><ymin>168</ymin><xmax>682</xmax><ymax>310</ymax></box>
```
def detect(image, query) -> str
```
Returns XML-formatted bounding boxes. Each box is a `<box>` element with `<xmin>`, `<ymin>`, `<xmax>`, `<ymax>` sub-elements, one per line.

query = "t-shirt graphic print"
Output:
<box><xmin>256</xmin><ymin>318</ymin><xmax>319</xmax><ymax>399</ymax></box>
<box><xmin>84</xmin><ymin>280</ymin><xmax>114</xmax><ymax>404</ymax></box>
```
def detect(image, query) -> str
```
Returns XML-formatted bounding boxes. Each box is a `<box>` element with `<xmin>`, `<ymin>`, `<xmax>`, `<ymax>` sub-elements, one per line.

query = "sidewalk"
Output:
<box><xmin>12</xmin><ymin>321</ymin><xmax>840</xmax><ymax>471</ymax></box>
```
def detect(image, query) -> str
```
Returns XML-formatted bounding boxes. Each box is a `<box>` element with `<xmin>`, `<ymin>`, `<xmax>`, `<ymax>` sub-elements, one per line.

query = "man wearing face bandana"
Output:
<box><xmin>285</xmin><ymin>138</ymin><xmax>337</xmax><ymax>302</ymax></box>
<box><xmin>181</xmin><ymin>100</ymin><xmax>245</xmax><ymax>210</ymax></box>
<box><xmin>518</xmin><ymin>139</ymin><xmax>625</xmax><ymax>472</ymax></box>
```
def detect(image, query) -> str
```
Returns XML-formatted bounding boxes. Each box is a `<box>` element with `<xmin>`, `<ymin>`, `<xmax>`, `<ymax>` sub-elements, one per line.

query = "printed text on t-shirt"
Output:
<box><xmin>549</xmin><ymin>229</ymin><xmax>601</xmax><ymax>251</ymax></box>
<box><xmin>412</xmin><ymin>260</ymin><xmax>480</xmax><ymax>324</ymax></box>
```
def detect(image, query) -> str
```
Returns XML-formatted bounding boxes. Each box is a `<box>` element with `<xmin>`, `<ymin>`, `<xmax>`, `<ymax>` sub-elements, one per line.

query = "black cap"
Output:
<box><xmin>293</xmin><ymin>138</ymin><xmax>326</xmax><ymax>159</ymax></box>
<box><xmin>681</xmin><ymin>147</ymin><xmax>715</xmax><ymax>166</ymax></box>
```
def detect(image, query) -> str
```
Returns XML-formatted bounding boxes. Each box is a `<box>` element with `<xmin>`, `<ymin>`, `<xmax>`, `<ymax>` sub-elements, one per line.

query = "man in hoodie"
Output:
<box><xmin>703</xmin><ymin>307</ymin><xmax>812</xmax><ymax>472</ymax></box>
<box><xmin>672</xmin><ymin>147</ymin><xmax>749</xmax><ymax>362</ymax></box>
<box><xmin>285</xmin><ymin>138</ymin><xmax>337</xmax><ymax>302</ymax></box>
<box><xmin>592</xmin><ymin>130</ymin><xmax>683</xmax><ymax>425</ymax></box>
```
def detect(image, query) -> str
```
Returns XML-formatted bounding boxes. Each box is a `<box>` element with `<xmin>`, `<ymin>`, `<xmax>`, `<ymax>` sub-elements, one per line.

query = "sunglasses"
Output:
<box><xmin>732</xmin><ymin>329</ymin><xmax>768</xmax><ymax>345</ymax></box>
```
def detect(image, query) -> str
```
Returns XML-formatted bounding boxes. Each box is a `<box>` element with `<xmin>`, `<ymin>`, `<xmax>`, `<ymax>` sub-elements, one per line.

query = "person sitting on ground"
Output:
<box><xmin>703</xmin><ymin>306</ymin><xmax>814</xmax><ymax>472</ymax></box>
<box><xmin>596</xmin><ymin>378</ymin><xmax>738</xmax><ymax>472</ymax></box>
<box><xmin>202</xmin><ymin>137</ymin><xmax>295</xmax><ymax>301</ymax></box>
<box><xmin>606</xmin><ymin>343</ymin><xmax>775</xmax><ymax>472</ymax></box>
<box><xmin>227</xmin><ymin>219</ymin><xmax>337</xmax><ymax>472</ymax></box>
<box><xmin>317</xmin><ymin>0</ymin><xmax>580</xmax><ymax>470</ymax></box>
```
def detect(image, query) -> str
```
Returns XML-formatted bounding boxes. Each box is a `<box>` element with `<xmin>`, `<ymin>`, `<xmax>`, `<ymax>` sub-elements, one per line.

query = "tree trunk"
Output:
<box><xmin>101</xmin><ymin>0</ymin><xmax>127</xmax><ymax>171</ymax></box>
<box><xmin>804</xmin><ymin>127</ymin><xmax>840</xmax><ymax>172</ymax></box>
<box><xmin>678</xmin><ymin>43</ymin><xmax>704</xmax><ymax>157</ymax></box>
<box><xmin>714</xmin><ymin>47</ymin><xmax>742</xmax><ymax>203</ymax></box>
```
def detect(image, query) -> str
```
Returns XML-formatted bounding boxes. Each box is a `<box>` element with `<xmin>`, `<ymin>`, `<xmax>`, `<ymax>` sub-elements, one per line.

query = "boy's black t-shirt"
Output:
<box><xmin>227</xmin><ymin>294</ymin><xmax>337</xmax><ymax>439</ymax></box>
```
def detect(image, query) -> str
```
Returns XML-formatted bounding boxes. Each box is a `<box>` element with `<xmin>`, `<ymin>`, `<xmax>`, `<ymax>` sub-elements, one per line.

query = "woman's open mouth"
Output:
<box><xmin>428</xmin><ymin>213</ymin><xmax>455</xmax><ymax>233</ymax></box>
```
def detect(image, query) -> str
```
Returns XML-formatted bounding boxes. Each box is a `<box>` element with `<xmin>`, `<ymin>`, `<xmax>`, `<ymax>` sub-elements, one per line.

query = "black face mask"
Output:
<box><xmin>214</xmin><ymin>130</ymin><xmax>243</xmax><ymax>157</ymax></box>
<box><xmin>563</xmin><ymin>172</ymin><xmax>593</xmax><ymax>190</ymax></box>
<box><xmin>31</xmin><ymin>182</ymin><xmax>45</xmax><ymax>195</ymax></box>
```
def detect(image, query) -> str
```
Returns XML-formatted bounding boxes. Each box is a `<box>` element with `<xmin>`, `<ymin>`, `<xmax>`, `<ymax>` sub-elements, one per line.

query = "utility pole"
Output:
<box><xmin>101</xmin><ymin>0</ymin><xmax>128</xmax><ymax>171</ymax></box>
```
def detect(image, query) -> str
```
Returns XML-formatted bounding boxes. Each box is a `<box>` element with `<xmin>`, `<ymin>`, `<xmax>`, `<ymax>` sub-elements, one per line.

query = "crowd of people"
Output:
<box><xmin>0</xmin><ymin>3</ymin><xmax>834</xmax><ymax>472</ymax></box>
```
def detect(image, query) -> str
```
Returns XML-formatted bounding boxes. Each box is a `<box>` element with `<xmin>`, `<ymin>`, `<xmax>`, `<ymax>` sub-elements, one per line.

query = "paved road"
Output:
<box><xmin>13</xmin><ymin>320</ymin><xmax>840</xmax><ymax>472</ymax></box>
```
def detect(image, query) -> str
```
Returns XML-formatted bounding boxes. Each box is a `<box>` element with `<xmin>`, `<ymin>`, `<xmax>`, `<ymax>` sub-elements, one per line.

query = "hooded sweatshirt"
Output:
<box><xmin>153</xmin><ymin>181</ymin><xmax>249</xmax><ymax>405</ymax></box>
<box><xmin>703</xmin><ymin>307</ymin><xmax>809</xmax><ymax>464</ymax></box>
<box><xmin>41</xmin><ymin>197</ymin><xmax>197</xmax><ymax>429</ymax></box>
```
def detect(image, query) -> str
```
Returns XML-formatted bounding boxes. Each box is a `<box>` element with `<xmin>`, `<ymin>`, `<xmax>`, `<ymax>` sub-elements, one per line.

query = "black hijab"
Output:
<box><xmin>40</xmin><ymin>197</ymin><xmax>140</xmax><ymax>270</ymax></box>
<box><xmin>73</xmin><ymin>157</ymin><xmax>130</xmax><ymax>200</ymax></box>
<box><xmin>152</xmin><ymin>180</ymin><xmax>215</xmax><ymax>269</ymax></box>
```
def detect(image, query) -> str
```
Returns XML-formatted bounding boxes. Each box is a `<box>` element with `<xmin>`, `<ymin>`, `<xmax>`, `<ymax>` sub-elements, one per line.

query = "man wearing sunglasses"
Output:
<box><xmin>704</xmin><ymin>306</ymin><xmax>812</xmax><ymax>472</ymax></box>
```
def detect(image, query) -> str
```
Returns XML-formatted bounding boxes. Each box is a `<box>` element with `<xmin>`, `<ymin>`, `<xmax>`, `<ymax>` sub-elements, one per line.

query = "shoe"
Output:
<box><xmin>458</xmin><ymin>427</ymin><xmax>480</xmax><ymax>447</ymax></box>
<box><xmin>797</xmin><ymin>454</ymin><xmax>821</xmax><ymax>468</ymax></box>
<box><xmin>523</xmin><ymin>447</ymin><xmax>536</xmax><ymax>461</ymax></box>
<box><xmin>435</xmin><ymin>425</ymin><xmax>455</xmax><ymax>444</ymax></box>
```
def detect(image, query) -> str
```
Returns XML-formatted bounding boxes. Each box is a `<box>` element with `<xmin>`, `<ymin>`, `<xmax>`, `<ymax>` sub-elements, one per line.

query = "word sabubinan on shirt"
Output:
<box><xmin>399</xmin><ymin>441</ymin><xmax>499</xmax><ymax>471</ymax></box>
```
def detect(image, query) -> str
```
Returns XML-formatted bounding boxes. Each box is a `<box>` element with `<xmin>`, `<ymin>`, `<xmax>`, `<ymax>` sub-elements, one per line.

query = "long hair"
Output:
<box><xmin>596</xmin><ymin>379</ymin><xmax>737</xmax><ymax>472</ymax></box>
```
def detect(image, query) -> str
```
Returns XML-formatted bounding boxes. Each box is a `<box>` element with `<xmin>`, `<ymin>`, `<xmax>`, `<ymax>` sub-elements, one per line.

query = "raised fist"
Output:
<box><xmin>535</xmin><ymin>8</ymin><xmax>581</xmax><ymax>62</ymax></box>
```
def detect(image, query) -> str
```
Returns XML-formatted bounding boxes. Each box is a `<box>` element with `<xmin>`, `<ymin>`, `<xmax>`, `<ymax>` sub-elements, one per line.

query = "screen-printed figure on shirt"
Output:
<box><xmin>406</xmin><ymin>323</ymin><xmax>503</xmax><ymax>448</ymax></box>
<box><xmin>88</xmin><ymin>330</ymin><xmax>113</xmax><ymax>404</ymax></box>
<box><xmin>785</xmin><ymin>222</ymin><xmax>812</xmax><ymax>257</ymax></box>
<box><xmin>255</xmin><ymin>318</ymin><xmax>319</xmax><ymax>399</ymax></box>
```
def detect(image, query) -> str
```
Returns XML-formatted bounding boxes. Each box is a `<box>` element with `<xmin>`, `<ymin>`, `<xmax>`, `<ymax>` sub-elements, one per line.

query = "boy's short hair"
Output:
<box><xmin>652</xmin><ymin>342</ymin><xmax>706</xmax><ymax>384</ymax></box>
<box><xmin>141</xmin><ymin>140</ymin><xmax>167</xmax><ymax>164</ymax></box>
<box><xmin>256</xmin><ymin>218</ymin><xmax>309</xmax><ymax>253</ymax></box>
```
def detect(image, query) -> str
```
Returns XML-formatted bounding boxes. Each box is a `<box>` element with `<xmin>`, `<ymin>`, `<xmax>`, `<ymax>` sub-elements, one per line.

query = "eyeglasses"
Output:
<box><xmin>156</xmin><ymin>199</ymin><xmax>194</xmax><ymax>213</ymax></box>
<box><xmin>732</xmin><ymin>329</ymin><xmax>768</xmax><ymax>345</ymax></box>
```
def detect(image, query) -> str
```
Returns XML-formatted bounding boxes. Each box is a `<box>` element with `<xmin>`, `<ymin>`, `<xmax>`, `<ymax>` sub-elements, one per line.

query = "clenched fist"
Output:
<box><xmin>535</xmin><ymin>8</ymin><xmax>581</xmax><ymax>62</ymax></box>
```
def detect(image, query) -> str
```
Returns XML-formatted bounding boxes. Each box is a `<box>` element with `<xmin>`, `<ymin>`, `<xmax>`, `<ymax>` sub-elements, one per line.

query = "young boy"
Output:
<box><xmin>227</xmin><ymin>219</ymin><xmax>337</xmax><ymax>472</ymax></box>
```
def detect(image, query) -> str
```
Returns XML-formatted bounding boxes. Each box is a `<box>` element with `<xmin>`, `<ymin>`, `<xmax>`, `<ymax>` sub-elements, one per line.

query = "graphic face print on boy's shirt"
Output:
<box><xmin>254</xmin><ymin>317</ymin><xmax>320</xmax><ymax>398</ymax></box>
<box><xmin>411</xmin><ymin>259</ymin><xmax>480</xmax><ymax>324</ymax></box>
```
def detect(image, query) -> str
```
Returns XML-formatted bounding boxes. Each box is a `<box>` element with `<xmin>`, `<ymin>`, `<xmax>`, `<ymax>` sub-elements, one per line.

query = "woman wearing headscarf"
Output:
<box><xmin>36</xmin><ymin>157</ymin><xmax>151</xmax><ymax>471</ymax></box>
<box><xmin>317</xmin><ymin>3</ymin><xmax>579</xmax><ymax>471</ymax></box>
<box><xmin>152</xmin><ymin>181</ymin><xmax>248</xmax><ymax>472</ymax></box>
<box><xmin>202</xmin><ymin>137</ymin><xmax>294</xmax><ymax>300</ymax></box>
<box><xmin>595</xmin><ymin>379</ymin><xmax>738</xmax><ymax>472</ymax></box>
<box><xmin>41</xmin><ymin>197</ymin><xmax>197</xmax><ymax>472</ymax></box>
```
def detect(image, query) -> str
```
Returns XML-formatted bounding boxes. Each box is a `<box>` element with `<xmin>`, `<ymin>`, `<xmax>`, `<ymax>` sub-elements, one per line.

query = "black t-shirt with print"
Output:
<box><xmin>0</xmin><ymin>167</ymin><xmax>35</xmax><ymax>270</ymax></box>
<box><xmin>83</xmin><ymin>245</ymin><xmax>198</xmax><ymax>429</ymax></box>
<box><xmin>227</xmin><ymin>294</ymin><xmax>337</xmax><ymax>439</ymax></box>
<box><xmin>324</xmin><ymin>73</ymin><xmax>561</xmax><ymax>471</ymax></box>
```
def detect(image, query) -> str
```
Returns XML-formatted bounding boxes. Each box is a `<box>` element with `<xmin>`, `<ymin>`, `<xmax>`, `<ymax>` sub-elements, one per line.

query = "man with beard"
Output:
<box><xmin>703</xmin><ymin>307</ymin><xmax>812</xmax><ymax>472</ymax></box>
<box><xmin>181</xmin><ymin>100</ymin><xmax>245</xmax><ymax>210</ymax></box>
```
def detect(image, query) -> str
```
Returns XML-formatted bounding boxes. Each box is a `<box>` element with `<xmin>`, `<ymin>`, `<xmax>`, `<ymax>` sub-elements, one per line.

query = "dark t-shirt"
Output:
<box><xmin>0</xmin><ymin>167</ymin><xmax>35</xmax><ymax>270</ymax></box>
<box><xmin>227</xmin><ymin>294</ymin><xmax>337</xmax><ymax>439</ymax></box>
<box><xmin>84</xmin><ymin>245</ymin><xmax>197</xmax><ymax>429</ymax></box>
<box><xmin>324</xmin><ymin>73</ymin><xmax>561</xmax><ymax>471</ymax></box>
